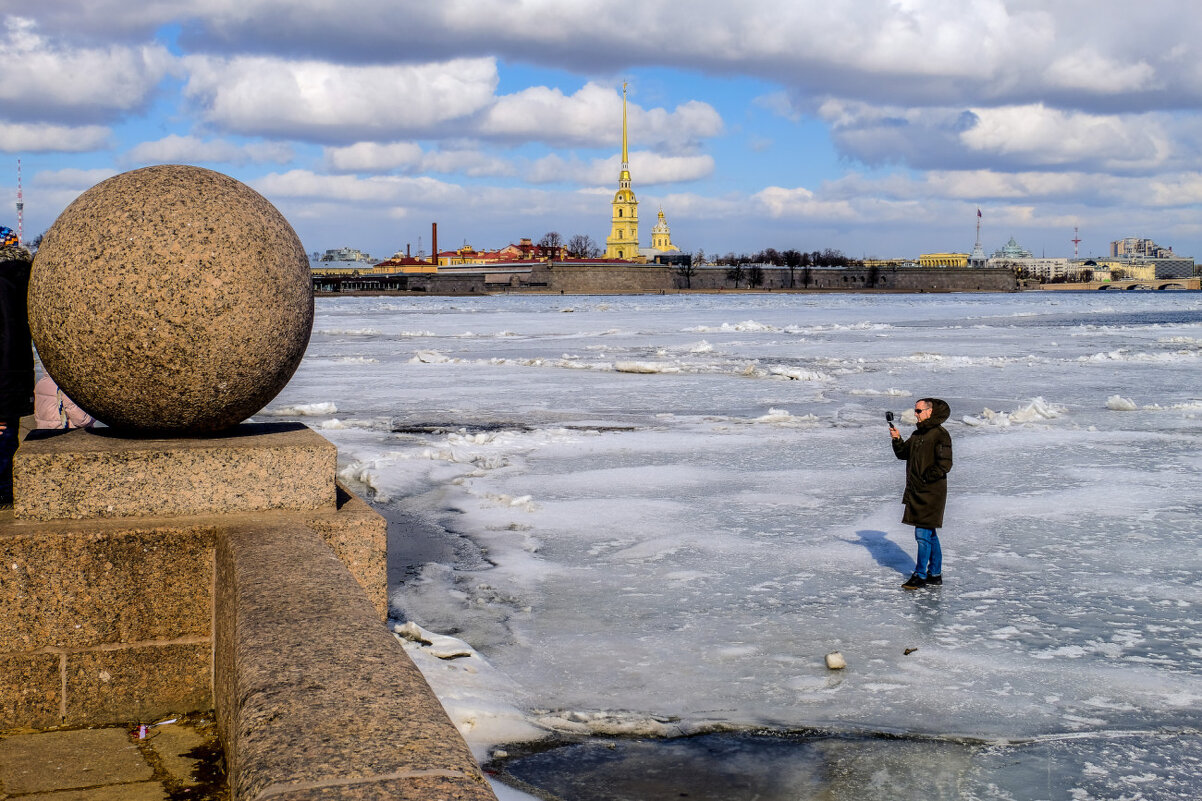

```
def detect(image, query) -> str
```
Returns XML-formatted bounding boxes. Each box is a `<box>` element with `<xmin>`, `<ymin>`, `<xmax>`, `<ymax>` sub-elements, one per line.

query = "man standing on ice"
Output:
<box><xmin>889</xmin><ymin>398</ymin><xmax>953</xmax><ymax>590</ymax></box>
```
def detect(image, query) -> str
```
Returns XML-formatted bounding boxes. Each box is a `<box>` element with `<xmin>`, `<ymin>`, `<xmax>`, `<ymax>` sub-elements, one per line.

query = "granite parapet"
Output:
<box><xmin>215</xmin><ymin>522</ymin><xmax>494</xmax><ymax>801</ymax></box>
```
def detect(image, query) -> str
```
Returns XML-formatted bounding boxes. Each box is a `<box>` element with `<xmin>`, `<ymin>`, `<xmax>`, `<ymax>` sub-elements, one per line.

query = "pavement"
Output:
<box><xmin>0</xmin><ymin>714</ymin><xmax>227</xmax><ymax>800</ymax></box>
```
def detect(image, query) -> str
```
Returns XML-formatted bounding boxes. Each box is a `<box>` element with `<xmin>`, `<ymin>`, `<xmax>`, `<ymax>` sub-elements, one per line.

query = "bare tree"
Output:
<box><xmin>726</xmin><ymin>264</ymin><xmax>747</xmax><ymax>288</ymax></box>
<box><xmin>566</xmin><ymin>234</ymin><xmax>600</xmax><ymax>258</ymax></box>
<box><xmin>747</xmin><ymin>264</ymin><xmax>765</xmax><ymax>288</ymax></box>
<box><xmin>783</xmin><ymin>249</ymin><xmax>802</xmax><ymax>288</ymax></box>
<box><xmin>537</xmin><ymin>231</ymin><xmax>566</xmax><ymax>260</ymax></box>
<box><xmin>865</xmin><ymin>264</ymin><xmax>880</xmax><ymax>288</ymax></box>
<box><xmin>676</xmin><ymin>257</ymin><xmax>698</xmax><ymax>289</ymax></box>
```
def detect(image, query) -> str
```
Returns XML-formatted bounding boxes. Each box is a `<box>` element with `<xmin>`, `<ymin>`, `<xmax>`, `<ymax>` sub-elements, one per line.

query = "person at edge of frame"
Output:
<box><xmin>889</xmin><ymin>397</ymin><xmax>953</xmax><ymax>590</ymax></box>
<box><xmin>0</xmin><ymin>225</ymin><xmax>34</xmax><ymax>507</ymax></box>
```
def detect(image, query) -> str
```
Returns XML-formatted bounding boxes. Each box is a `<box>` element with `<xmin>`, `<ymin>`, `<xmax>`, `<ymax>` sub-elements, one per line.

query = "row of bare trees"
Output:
<box><xmin>702</xmin><ymin>248</ymin><xmax>857</xmax><ymax>269</ymax></box>
<box><xmin>690</xmin><ymin>247</ymin><xmax>860</xmax><ymax>289</ymax></box>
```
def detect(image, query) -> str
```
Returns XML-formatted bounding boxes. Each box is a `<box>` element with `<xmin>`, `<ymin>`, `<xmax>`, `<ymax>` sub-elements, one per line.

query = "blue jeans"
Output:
<box><xmin>914</xmin><ymin>527</ymin><xmax>941</xmax><ymax>579</ymax></box>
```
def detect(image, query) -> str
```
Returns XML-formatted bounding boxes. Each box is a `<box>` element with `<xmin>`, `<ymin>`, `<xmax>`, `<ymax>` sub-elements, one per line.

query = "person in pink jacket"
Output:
<box><xmin>34</xmin><ymin>374</ymin><xmax>95</xmax><ymax>429</ymax></box>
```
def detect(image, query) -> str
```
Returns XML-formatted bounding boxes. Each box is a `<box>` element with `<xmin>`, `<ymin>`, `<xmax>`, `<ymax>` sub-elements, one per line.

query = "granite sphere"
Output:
<box><xmin>29</xmin><ymin>165</ymin><xmax>314</xmax><ymax>435</ymax></box>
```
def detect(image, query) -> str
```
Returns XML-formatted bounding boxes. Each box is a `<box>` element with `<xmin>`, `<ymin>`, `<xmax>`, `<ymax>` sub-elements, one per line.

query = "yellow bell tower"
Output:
<box><xmin>604</xmin><ymin>83</ymin><xmax>639</xmax><ymax>260</ymax></box>
<box><xmin>651</xmin><ymin>208</ymin><xmax>678</xmax><ymax>252</ymax></box>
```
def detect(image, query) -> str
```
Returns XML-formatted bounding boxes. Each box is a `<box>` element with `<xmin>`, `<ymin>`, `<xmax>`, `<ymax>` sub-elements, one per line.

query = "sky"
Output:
<box><xmin>4</xmin><ymin>0</ymin><xmax>1202</xmax><ymax>261</ymax></box>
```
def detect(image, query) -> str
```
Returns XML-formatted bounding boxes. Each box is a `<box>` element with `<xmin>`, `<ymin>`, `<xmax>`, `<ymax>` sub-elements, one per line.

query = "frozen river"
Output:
<box><xmin>267</xmin><ymin>291</ymin><xmax>1202</xmax><ymax>800</ymax></box>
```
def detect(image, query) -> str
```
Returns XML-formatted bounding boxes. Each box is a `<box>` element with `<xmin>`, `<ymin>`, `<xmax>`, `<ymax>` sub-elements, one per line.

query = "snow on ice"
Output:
<box><xmin>264</xmin><ymin>292</ymin><xmax>1202</xmax><ymax>798</ymax></box>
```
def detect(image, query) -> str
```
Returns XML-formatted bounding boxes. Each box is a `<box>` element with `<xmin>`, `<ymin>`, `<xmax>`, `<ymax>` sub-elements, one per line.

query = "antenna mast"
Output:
<box><xmin>15</xmin><ymin>158</ymin><xmax>23</xmax><ymax>244</ymax></box>
<box><xmin>1071</xmin><ymin>227</ymin><xmax>1082</xmax><ymax>259</ymax></box>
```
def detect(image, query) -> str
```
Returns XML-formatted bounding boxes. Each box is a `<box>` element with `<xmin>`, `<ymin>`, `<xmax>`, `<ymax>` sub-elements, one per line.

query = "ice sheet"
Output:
<box><xmin>266</xmin><ymin>292</ymin><xmax>1202</xmax><ymax>797</ymax></box>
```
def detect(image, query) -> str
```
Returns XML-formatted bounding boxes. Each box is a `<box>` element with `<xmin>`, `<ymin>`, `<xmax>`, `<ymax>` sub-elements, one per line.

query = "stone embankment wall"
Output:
<box><xmin>319</xmin><ymin>265</ymin><xmax>1017</xmax><ymax>296</ymax></box>
<box><xmin>677</xmin><ymin>266</ymin><xmax>1017</xmax><ymax>293</ymax></box>
<box><xmin>529</xmin><ymin>262</ymin><xmax>679</xmax><ymax>293</ymax></box>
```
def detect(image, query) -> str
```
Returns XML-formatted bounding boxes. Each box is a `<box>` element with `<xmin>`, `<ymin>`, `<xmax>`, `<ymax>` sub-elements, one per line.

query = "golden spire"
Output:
<box><xmin>605</xmin><ymin>80</ymin><xmax>639</xmax><ymax>260</ymax></box>
<box><xmin>620</xmin><ymin>81</ymin><xmax>629</xmax><ymax>168</ymax></box>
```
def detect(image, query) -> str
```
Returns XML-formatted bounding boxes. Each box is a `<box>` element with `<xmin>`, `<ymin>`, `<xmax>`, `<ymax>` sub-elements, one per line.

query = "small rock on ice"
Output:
<box><xmin>825</xmin><ymin>652</ymin><xmax>846</xmax><ymax>670</ymax></box>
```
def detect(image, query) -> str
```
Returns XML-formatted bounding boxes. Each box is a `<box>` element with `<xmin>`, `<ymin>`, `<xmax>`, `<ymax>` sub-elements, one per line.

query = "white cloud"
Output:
<box><xmin>17</xmin><ymin>2</ymin><xmax>1202</xmax><ymax>112</ymax></box>
<box><xmin>0</xmin><ymin>122</ymin><xmax>109</xmax><ymax>152</ymax></box>
<box><xmin>753</xmin><ymin>92</ymin><xmax>801</xmax><ymax>122</ymax></box>
<box><xmin>124</xmin><ymin>134</ymin><xmax>293</xmax><ymax>165</ymax></box>
<box><xmin>817</xmin><ymin>99</ymin><xmax>1182</xmax><ymax>173</ymax></box>
<box><xmin>325</xmin><ymin>142</ymin><xmax>424</xmax><ymax>172</ymax></box>
<box><xmin>28</xmin><ymin>168</ymin><xmax>120</xmax><ymax>216</ymax></box>
<box><xmin>480</xmin><ymin>82</ymin><xmax>722</xmax><ymax>149</ymax></box>
<box><xmin>1045</xmin><ymin>50</ymin><xmax>1157</xmax><ymax>94</ymax></box>
<box><xmin>183</xmin><ymin>55</ymin><xmax>499</xmax><ymax>142</ymax></box>
<box><xmin>752</xmin><ymin>186</ymin><xmax>858</xmax><ymax>221</ymax></box>
<box><xmin>34</xmin><ymin>167</ymin><xmax>119</xmax><ymax>187</ymax></box>
<box><xmin>253</xmin><ymin>169</ymin><xmax>466</xmax><ymax>205</ymax></box>
<box><xmin>531</xmin><ymin>152</ymin><xmax>714</xmax><ymax>186</ymax></box>
<box><xmin>324</xmin><ymin>142</ymin><xmax>514</xmax><ymax>177</ymax></box>
<box><xmin>419</xmin><ymin>149</ymin><xmax>514</xmax><ymax>177</ymax></box>
<box><xmin>0</xmin><ymin>16</ymin><xmax>173</xmax><ymax>123</ymax></box>
<box><xmin>960</xmin><ymin>106</ymin><xmax>1172</xmax><ymax>169</ymax></box>
<box><xmin>922</xmin><ymin>170</ymin><xmax>1096</xmax><ymax>201</ymax></box>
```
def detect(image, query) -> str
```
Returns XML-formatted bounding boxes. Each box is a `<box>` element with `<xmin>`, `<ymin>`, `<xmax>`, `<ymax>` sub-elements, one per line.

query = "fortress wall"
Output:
<box><xmin>681</xmin><ymin>267</ymin><xmax>1016</xmax><ymax>292</ymax></box>
<box><xmin>533</xmin><ymin>262</ymin><xmax>674</xmax><ymax>293</ymax></box>
<box><xmin>317</xmin><ymin>265</ymin><xmax>1017</xmax><ymax>296</ymax></box>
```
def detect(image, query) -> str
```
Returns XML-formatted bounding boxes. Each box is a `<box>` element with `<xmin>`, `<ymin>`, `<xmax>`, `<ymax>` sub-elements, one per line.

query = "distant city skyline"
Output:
<box><xmin>5</xmin><ymin>2</ymin><xmax>1202</xmax><ymax>261</ymax></box>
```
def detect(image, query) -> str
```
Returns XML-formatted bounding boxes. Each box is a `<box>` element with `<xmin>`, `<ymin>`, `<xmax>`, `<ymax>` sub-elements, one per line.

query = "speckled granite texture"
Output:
<box><xmin>1</xmin><ymin>475</ymin><xmax>384</xmax><ymax>732</ymax></box>
<box><xmin>0</xmin><ymin>512</ymin><xmax>217</xmax><ymax>730</ymax></box>
<box><xmin>307</xmin><ymin>485</ymin><xmax>388</xmax><ymax>620</ymax></box>
<box><xmin>66</xmin><ymin>643</ymin><xmax>211</xmax><ymax>726</ymax></box>
<box><xmin>0</xmin><ymin>521</ymin><xmax>214</xmax><ymax>652</ymax></box>
<box><xmin>28</xmin><ymin>164</ymin><xmax>313</xmax><ymax>435</ymax></box>
<box><xmin>0</xmin><ymin>652</ymin><xmax>61</xmax><ymax>730</ymax></box>
<box><xmin>215</xmin><ymin>523</ymin><xmax>495</xmax><ymax>801</ymax></box>
<box><xmin>13</xmin><ymin>423</ymin><xmax>335</xmax><ymax>521</ymax></box>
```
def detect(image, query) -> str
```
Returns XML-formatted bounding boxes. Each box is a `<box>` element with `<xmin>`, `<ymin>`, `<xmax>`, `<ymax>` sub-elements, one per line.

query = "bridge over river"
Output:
<box><xmin>1040</xmin><ymin>277</ymin><xmax>1200</xmax><ymax>291</ymax></box>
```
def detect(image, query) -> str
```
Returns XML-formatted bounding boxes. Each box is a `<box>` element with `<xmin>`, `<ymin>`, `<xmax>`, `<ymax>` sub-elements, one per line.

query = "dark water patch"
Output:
<box><xmin>391</xmin><ymin>421</ymin><xmax>536</xmax><ymax>434</ymax></box>
<box><xmin>391</xmin><ymin>421</ymin><xmax>638</xmax><ymax>435</ymax></box>
<box><xmin>490</xmin><ymin>728</ymin><xmax>1202</xmax><ymax>801</ymax></box>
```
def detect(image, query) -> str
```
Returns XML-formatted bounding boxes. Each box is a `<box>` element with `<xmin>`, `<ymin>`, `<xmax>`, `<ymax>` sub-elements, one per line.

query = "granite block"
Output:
<box><xmin>65</xmin><ymin>643</ymin><xmax>211</xmax><ymax>726</ymax></box>
<box><xmin>14</xmin><ymin>423</ymin><xmax>336</xmax><ymax>521</ymax></box>
<box><xmin>0</xmin><ymin>652</ymin><xmax>61</xmax><ymax>731</ymax></box>
<box><xmin>305</xmin><ymin>484</ymin><xmax>388</xmax><ymax>620</ymax></box>
<box><xmin>215</xmin><ymin>522</ymin><xmax>494</xmax><ymax>801</ymax></box>
<box><xmin>0</xmin><ymin>520</ymin><xmax>213</xmax><ymax>652</ymax></box>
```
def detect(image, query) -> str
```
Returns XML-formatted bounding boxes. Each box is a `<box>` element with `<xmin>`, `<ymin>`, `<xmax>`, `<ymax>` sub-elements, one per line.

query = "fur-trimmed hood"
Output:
<box><xmin>917</xmin><ymin>397</ymin><xmax>950</xmax><ymax>430</ymax></box>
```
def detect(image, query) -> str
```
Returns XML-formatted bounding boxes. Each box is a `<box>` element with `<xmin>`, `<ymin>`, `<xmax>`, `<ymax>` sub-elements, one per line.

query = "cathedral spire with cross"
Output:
<box><xmin>604</xmin><ymin>82</ymin><xmax>640</xmax><ymax>260</ymax></box>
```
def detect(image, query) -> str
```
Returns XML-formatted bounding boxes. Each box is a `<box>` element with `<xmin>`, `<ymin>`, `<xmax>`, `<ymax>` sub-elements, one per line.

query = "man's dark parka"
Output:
<box><xmin>892</xmin><ymin>397</ymin><xmax>953</xmax><ymax>528</ymax></box>
<box><xmin>0</xmin><ymin>244</ymin><xmax>34</xmax><ymax>420</ymax></box>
